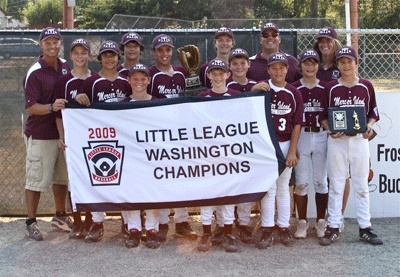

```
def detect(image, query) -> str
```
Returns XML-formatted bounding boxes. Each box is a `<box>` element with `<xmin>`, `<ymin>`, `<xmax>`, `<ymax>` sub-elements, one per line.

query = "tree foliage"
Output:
<box><xmin>22</xmin><ymin>0</ymin><xmax>63</xmax><ymax>27</ymax></box>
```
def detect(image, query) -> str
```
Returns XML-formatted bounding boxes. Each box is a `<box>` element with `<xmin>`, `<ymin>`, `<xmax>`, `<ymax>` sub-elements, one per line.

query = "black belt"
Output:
<box><xmin>304</xmin><ymin>127</ymin><xmax>321</xmax><ymax>133</ymax></box>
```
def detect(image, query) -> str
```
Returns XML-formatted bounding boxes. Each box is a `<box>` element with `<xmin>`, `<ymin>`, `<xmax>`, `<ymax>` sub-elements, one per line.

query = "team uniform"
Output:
<box><xmin>116</xmin><ymin>65</ymin><xmax>129</xmax><ymax>77</ymax></box>
<box><xmin>292</xmin><ymin>79</ymin><xmax>329</xmax><ymax>225</ymax></box>
<box><xmin>317</xmin><ymin>65</ymin><xmax>340</xmax><ymax>82</ymax></box>
<box><xmin>79</xmin><ymin>73</ymin><xmax>131</xmax><ymax>103</ymax></box>
<box><xmin>321</xmin><ymin>78</ymin><xmax>379</xmax><ymax>230</ymax></box>
<box><xmin>258</xmin><ymin>80</ymin><xmax>304</xmax><ymax>245</ymax></box>
<box><xmin>247</xmin><ymin>51</ymin><xmax>302</xmax><ymax>83</ymax></box>
<box><xmin>226</xmin><ymin>77</ymin><xmax>257</xmax><ymax>93</ymax></box>
<box><xmin>197</xmin><ymin>88</ymin><xmax>240</xmax><ymax>97</ymax></box>
<box><xmin>147</xmin><ymin>65</ymin><xmax>187</xmax><ymax>98</ymax></box>
<box><xmin>53</xmin><ymin>70</ymin><xmax>96</xmax><ymax>104</ymax></box>
<box><xmin>24</xmin><ymin>56</ymin><xmax>70</xmax><ymax>192</ymax></box>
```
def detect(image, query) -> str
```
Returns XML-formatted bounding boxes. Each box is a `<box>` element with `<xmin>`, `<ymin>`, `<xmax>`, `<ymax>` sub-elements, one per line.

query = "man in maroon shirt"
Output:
<box><xmin>247</xmin><ymin>22</ymin><xmax>302</xmax><ymax>83</ymax></box>
<box><xmin>23</xmin><ymin>27</ymin><xmax>72</xmax><ymax>241</ymax></box>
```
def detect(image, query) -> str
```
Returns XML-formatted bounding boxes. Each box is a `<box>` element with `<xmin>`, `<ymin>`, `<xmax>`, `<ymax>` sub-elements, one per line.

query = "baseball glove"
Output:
<box><xmin>177</xmin><ymin>44</ymin><xmax>201</xmax><ymax>76</ymax></box>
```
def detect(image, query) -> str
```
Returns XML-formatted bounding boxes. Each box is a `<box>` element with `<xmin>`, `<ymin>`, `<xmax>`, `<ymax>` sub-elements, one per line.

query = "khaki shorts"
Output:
<box><xmin>24</xmin><ymin>136</ymin><xmax>68</xmax><ymax>192</ymax></box>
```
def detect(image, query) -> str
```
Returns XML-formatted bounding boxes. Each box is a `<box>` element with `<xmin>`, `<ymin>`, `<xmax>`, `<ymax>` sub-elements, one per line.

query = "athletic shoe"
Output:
<box><xmin>26</xmin><ymin>222</ymin><xmax>43</xmax><ymax>241</ymax></box>
<box><xmin>294</xmin><ymin>219</ymin><xmax>309</xmax><ymax>239</ymax></box>
<box><xmin>237</xmin><ymin>225</ymin><xmax>254</xmax><ymax>244</ymax></box>
<box><xmin>314</xmin><ymin>219</ymin><xmax>326</xmax><ymax>238</ymax></box>
<box><xmin>359</xmin><ymin>227</ymin><xmax>383</xmax><ymax>245</ymax></box>
<box><xmin>157</xmin><ymin>223</ymin><xmax>169</xmax><ymax>242</ymax></box>
<box><xmin>145</xmin><ymin>229</ymin><xmax>160</xmax><ymax>249</ymax></box>
<box><xmin>339</xmin><ymin>216</ymin><xmax>345</xmax><ymax>233</ymax></box>
<box><xmin>256</xmin><ymin>227</ymin><xmax>274</xmax><ymax>249</ymax></box>
<box><xmin>69</xmin><ymin>222</ymin><xmax>84</xmax><ymax>239</ymax></box>
<box><xmin>50</xmin><ymin>215</ymin><xmax>73</xmax><ymax>232</ymax></box>
<box><xmin>81</xmin><ymin>220</ymin><xmax>92</xmax><ymax>238</ymax></box>
<box><xmin>125</xmin><ymin>228</ymin><xmax>141</xmax><ymax>248</ymax></box>
<box><xmin>84</xmin><ymin>222</ymin><xmax>104</xmax><ymax>243</ymax></box>
<box><xmin>197</xmin><ymin>234</ymin><xmax>212</xmax><ymax>252</ymax></box>
<box><xmin>222</xmin><ymin>234</ymin><xmax>238</xmax><ymax>253</ymax></box>
<box><xmin>279</xmin><ymin>227</ymin><xmax>294</xmax><ymax>246</ymax></box>
<box><xmin>211</xmin><ymin>225</ymin><xmax>224</xmax><ymax>245</ymax></box>
<box><xmin>121</xmin><ymin>222</ymin><xmax>129</xmax><ymax>237</ymax></box>
<box><xmin>175</xmin><ymin>221</ymin><xmax>198</xmax><ymax>240</ymax></box>
<box><xmin>319</xmin><ymin>227</ymin><xmax>339</xmax><ymax>246</ymax></box>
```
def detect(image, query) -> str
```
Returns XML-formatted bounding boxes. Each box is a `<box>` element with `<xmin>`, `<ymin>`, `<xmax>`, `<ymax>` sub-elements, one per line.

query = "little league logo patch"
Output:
<box><xmin>83</xmin><ymin>141</ymin><xmax>125</xmax><ymax>186</ymax></box>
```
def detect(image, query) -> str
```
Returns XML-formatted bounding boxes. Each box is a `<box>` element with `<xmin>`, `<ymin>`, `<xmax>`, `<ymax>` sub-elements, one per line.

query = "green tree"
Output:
<box><xmin>22</xmin><ymin>0</ymin><xmax>62</xmax><ymax>27</ymax></box>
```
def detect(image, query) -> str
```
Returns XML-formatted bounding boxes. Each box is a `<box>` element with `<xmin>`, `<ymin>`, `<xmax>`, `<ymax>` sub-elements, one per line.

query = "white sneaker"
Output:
<box><xmin>314</xmin><ymin>219</ymin><xmax>326</xmax><ymax>238</ymax></box>
<box><xmin>294</xmin><ymin>219</ymin><xmax>308</xmax><ymax>239</ymax></box>
<box><xmin>339</xmin><ymin>216</ymin><xmax>345</xmax><ymax>233</ymax></box>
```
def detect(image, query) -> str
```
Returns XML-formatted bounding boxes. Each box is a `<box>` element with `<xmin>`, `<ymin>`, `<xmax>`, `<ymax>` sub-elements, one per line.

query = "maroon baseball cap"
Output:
<box><xmin>261</xmin><ymin>23</ymin><xmax>279</xmax><ymax>34</ymax></box>
<box><xmin>128</xmin><ymin>63</ymin><xmax>150</xmax><ymax>77</ymax></box>
<box><xmin>214</xmin><ymin>27</ymin><xmax>234</xmax><ymax>39</ymax></box>
<box><xmin>152</xmin><ymin>34</ymin><xmax>174</xmax><ymax>49</ymax></box>
<box><xmin>336</xmin><ymin>46</ymin><xmax>358</xmax><ymax>61</ymax></box>
<box><xmin>316</xmin><ymin>27</ymin><xmax>338</xmax><ymax>40</ymax></box>
<box><xmin>39</xmin><ymin>27</ymin><xmax>62</xmax><ymax>42</ymax></box>
<box><xmin>268</xmin><ymin>52</ymin><xmax>288</xmax><ymax>66</ymax></box>
<box><xmin>120</xmin><ymin>32</ymin><xmax>144</xmax><ymax>50</ymax></box>
<box><xmin>207</xmin><ymin>58</ymin><xmax>229</xmax><ymax>73</ymax></box>
<box><xmin>229</xmin><ymin>48</ymin><xmax>249</xmax><ymax>61</ymax></box>
<box><xmin>99</xmin><ymin>40</ymin><xmax>120</xmax><ymax>55</ymax></box>
<box><xmin>70</xmin><ymin>38</ymin><xmax>90</xmax><ymax>51</ymax></box>
<box><xmin>299</xmin><ymin>49</ymin><xmax>320</xmax><ymax>63</ymax></box>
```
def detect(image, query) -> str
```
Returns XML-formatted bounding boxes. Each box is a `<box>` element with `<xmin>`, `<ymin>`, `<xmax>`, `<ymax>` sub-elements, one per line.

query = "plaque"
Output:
<box><xmin>328</xmin><ymin>106</ymin><xmax>367</xmax><ymax>135</ymax></box>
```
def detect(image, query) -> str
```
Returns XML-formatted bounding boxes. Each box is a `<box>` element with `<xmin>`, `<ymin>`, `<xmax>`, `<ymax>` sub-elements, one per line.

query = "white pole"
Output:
<box><xmin>345</xmin><ymin>0</ymin><xmax>351</xmax><ymax>46</ymax></box>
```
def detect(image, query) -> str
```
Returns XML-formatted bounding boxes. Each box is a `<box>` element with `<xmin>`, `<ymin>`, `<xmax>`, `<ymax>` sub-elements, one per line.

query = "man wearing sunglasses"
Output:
<box><xmin>247</xmin><ymin>22</ymin><xmax>301</xmax><ymax>83</ymax></box>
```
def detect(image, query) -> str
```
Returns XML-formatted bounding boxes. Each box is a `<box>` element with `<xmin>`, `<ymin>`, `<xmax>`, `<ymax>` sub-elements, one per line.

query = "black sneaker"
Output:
<box><xmin>319</xmin><ymin>227</ymin><xmax>339</xmax><ymax>246</ymax></box>
<box><xmin>81</xmin><ymin>220</ymin><xmax>93</xmax><ymax>238</ymax></box>
<box><xmin>237</xmin><ymin>225</ymin><xmax>254</xmax><ymax>244</ymax></box>
<box><xmin>359</xmin><ymin>227</ymin><xmax>383</xmax><ymax>245</ymax></box>
<box><xmin>157</xmin><ymin>223</ymin><xmax>169</xmax><ymax>242</ymax></box>
<box><xmin>278</xmin><ymin>227</ymin><xmax>294</xmax><ymax>247</ymax></box>
<box><xmin>125</xmin><ymin>228</ymin><xmax>141</xmax><ymax>248</ymax></box>
<box><xmin>211</xmin><ymin>226</ymin><xmax>224</xmax><ymax>245</ymax></box>
<box><xmin>145</xmin><ymin>229</ymin><xmax>160</xmax><ymax>249</ymax></box>
<box><xmin>69</xmin><ymin>222</ymin><xmax>84</xmax><ymax>239</ymax></box>
<box><xmin>197</xmin><ymin>234</ymin><xmax>212</xmax><ymax>252</ymax></box>
<box><xmin>256</xmin><ymin>227</ymin><xmax>274</xmax><ymax>249</ymax></box>
<box><xmin>222</xmin><ymin>234</ymin><xmax>238</xmax><ymax>253</ymax></box>
<box><xmin>84</xmin><ymin>222</ymin><xmax>104</xmax><ymax>243</ymax></box>
<box><xmin>175</xmin><ymin>221</ymin><xmax>198</xmax><ymax>240</ymax></box>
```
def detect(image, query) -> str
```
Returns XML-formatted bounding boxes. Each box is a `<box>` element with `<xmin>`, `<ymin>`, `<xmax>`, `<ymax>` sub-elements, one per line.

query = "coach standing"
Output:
<box><xmin>23</xmin><ymin>27</ymin><xmax>71</xmax><ymax>241</ymax></box>
<box><xmin>247</xmin><ymin>22</ymin><xmax>302</xmax><ymax>83</ymax></box>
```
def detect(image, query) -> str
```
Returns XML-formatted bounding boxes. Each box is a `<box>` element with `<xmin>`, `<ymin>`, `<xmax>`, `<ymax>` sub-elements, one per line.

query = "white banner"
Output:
<box><xmin>63</xmin><ymin>93</ymin><xmax>286</xmax><ymax>212</ymax></box>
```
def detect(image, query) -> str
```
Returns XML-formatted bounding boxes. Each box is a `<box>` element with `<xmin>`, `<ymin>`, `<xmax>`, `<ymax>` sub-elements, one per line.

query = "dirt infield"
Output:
<box><xmin>0</xmin><ymin>215</ymin><xmax>399</xmax><ymax>277</ymax></box>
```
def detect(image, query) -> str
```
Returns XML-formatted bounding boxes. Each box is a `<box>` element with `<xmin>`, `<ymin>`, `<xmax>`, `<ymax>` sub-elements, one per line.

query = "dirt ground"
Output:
<box><xmin>0</xmin><ymin>215</ymin><xmax>399</xmax><ymax>277</ymax></box>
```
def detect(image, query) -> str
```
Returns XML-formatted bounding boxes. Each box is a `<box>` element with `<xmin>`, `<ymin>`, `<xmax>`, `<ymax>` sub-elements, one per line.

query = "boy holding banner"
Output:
<box><xmin>251</xmin><ymin>53</ymin><xmax>304</xmax><ymax>249</ymax></box>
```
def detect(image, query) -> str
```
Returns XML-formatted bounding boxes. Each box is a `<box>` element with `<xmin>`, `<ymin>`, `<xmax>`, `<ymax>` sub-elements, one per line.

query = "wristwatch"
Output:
<box><xmin>48</xmin><ymin>103</ymin><xmax>53</xmax><ymax>112</ymax></box>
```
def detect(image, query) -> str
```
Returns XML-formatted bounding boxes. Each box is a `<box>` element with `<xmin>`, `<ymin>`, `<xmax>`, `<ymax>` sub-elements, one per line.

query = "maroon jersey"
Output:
<box><xmin>226</xmin><ymin>77</ymin><xmax>257</xmax><ymax>92</ymax></box>
<box><xmin>320</xmin><ymin>78</ymin><xmax>379</xmax><ymax>123</ymax></box>
<box><xmin>23</xmin><ymin>56</ymin><xmax>70</xmax><ymax>140</ymax></box>
<box><xmin>79</xmin><ymin>73</ymin><xmax>132</xmax><ymax>103</ymax></box>
<box><xmin>199</xmin><ymin>62</ymin><xmax>211</xmax><ymax>88</ymax></box>
<box><xmin>317</xmin><ymin>65</ymin><xmax>340</xmax><ymax>82</ymax></box>
<box><xmin>197</xmin><ymin>88</ymin><xmax>240</xmax><ymax>97</ymax></box>
<box><xmin>53</xmin><ymin>70</ymin><xmax>97</xmax><ymax>118</ymax></box>
<box><xmin>117</xmin><ymin>65</ymin><xmax>129</xmax><ymax>77</ymax></box>
<box><xmin>292</xmin><ymin>80</ymin><xmax>326</xmax><ymax>128</ymax></box>
<box><xmin>247</xmin><ymin>51</ymin><xmax>302</xmax><ymax>83</ymax></box>
<box><xmin>267</xmin><ymin>80</ymin><xmax>304</xmax><ymax>142</ymax></box>
<box><xmin>148</xmin><ymin>65</ymin><xmax>187</xmax><ymax>98</ymax></box>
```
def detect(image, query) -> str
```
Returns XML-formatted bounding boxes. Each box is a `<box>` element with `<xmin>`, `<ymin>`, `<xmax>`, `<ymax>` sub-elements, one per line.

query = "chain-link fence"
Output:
<box><xmin>1</xmin><ymin>29</ymin><xmax>399</xmax><ymax>216</ymax></box>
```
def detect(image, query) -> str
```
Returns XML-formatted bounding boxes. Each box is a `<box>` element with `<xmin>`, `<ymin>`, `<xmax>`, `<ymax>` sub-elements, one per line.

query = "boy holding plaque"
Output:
<box><xmin>318</xmin><ymin>46</ymin><xmax>383</xmax><ymax>246</ymax></box>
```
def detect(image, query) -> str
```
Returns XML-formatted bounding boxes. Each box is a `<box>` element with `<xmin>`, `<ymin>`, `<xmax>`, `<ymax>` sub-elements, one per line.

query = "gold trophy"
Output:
<box><xmin>177</xmin><ymin>45</ymin><xmax>201</xmax><ymax>88</ymax></box>
<box><xmin>353</xmin><ymin>110</ymin><xmax>361</xmax><ymax>130</ymax></box>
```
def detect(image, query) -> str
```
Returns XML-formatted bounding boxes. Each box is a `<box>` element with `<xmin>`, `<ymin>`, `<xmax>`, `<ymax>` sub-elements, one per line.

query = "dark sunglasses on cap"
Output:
<box><xmin>261</xmin><ymin>33</ymin><xmax>279</xmax><ymax>38</ymax></box>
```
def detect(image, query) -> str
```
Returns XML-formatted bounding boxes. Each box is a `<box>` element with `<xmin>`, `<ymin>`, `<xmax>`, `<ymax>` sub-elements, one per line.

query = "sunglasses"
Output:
<box><xmin>261</xmin><ymin>33</ymin><xmax>279</xmax><ymax>38</ymax></box>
